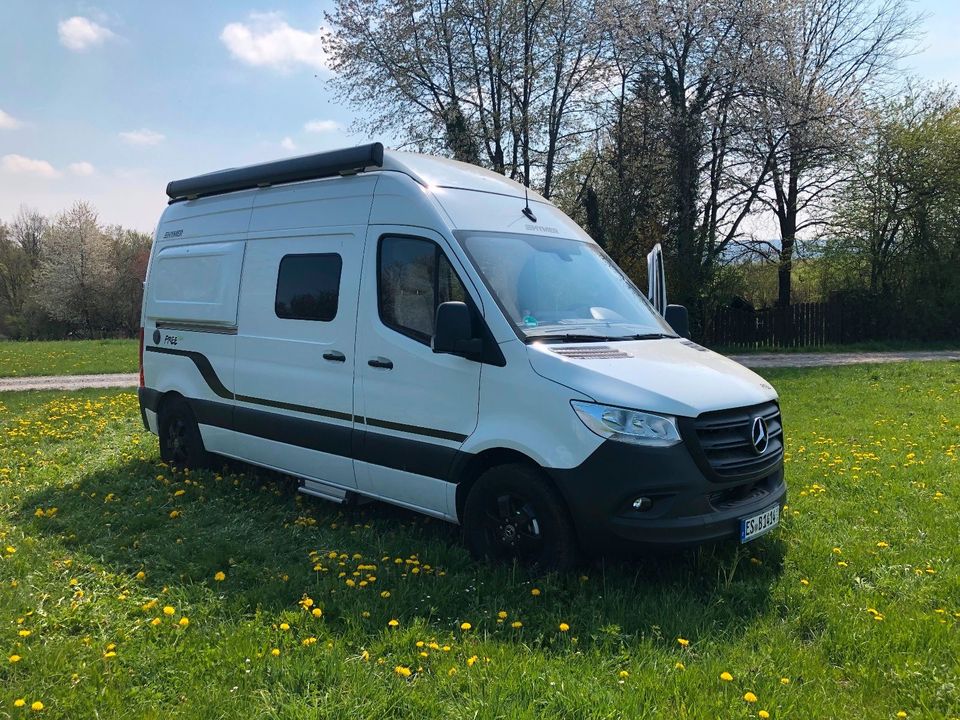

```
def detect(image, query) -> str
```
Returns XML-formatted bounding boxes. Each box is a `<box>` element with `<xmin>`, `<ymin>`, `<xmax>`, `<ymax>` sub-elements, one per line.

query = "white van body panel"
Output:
<box><xmin>142</xmin><ymin>145</ymin><xmax>786</xmax><ymax>552</ymax></box>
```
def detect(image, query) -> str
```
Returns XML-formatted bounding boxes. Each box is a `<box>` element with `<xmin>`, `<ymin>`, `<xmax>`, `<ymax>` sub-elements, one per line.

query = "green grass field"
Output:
<box><xmin>0</xmin><ymin>339</ymin><xmax>138</xmax><ymax>378</ymax></box>
<box><xmin>0</xmin><ymin>362</ymin><xmax>957</xmax><ymax>719</ymax></box>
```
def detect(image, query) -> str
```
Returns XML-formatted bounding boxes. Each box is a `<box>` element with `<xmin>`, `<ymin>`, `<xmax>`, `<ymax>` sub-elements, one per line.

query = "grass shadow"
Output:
<box><xmin>20</xmin><ymin>456</ymin><xmax>786</xmax><ymax>648</ymax></box>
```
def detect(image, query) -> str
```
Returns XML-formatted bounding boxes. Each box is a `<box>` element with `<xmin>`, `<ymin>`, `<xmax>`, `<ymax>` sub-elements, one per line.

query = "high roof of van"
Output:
<box><xmin>165</xmin><ymin>142</ymin><xmax>549</xmax><ymax>205</ymax></box>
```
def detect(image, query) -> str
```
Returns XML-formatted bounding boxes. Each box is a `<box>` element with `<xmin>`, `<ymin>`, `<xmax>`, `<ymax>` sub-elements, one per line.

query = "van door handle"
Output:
<box><xmin>367</xmin><ymin>357</ymin><xmax>393</xmax><ymax>370</ymax></box>
<box><xmin>323</xmin><ymin>350</ymin><xmax>346</xmax><ymax>362</ymax></box>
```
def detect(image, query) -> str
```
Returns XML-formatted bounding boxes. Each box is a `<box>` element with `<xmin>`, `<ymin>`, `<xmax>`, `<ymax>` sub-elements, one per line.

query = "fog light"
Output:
<box><xmin>632</xmin><ymin>497</ymin><xmax>653</xmax><ymax>512</ymax></box>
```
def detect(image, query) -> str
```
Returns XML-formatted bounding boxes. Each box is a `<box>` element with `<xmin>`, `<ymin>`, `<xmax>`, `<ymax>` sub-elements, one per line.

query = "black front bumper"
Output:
<box><xmin>547</xmin><ymin>439</ymin><xmax>786</xmax><ymax>553</ymax></box>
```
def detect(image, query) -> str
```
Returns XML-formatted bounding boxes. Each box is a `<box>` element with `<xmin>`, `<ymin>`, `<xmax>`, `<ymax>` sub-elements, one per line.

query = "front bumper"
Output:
<box><xmin>546</xmin><ymin>439</ymin><xmax>786</xmax><ymax>553</ymax></box>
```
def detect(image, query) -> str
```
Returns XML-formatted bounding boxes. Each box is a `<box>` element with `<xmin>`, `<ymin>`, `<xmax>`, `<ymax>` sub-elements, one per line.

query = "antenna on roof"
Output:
<box><xmin>521</xmin><ymin>172</ymin><xmax>537</xmax><ymax>223</ymax></box>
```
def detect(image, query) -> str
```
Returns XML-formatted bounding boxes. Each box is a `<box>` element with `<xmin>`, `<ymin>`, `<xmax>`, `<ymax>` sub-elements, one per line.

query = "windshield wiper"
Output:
<box><xmin>526</xmin><ymin>333</ymin><xmax>622</xmax><ymax>344</ymax></box>
<box><xmin>615</xmin><ymin>332</ymin><xmax>677</xmax><ymax>340</ymax></box>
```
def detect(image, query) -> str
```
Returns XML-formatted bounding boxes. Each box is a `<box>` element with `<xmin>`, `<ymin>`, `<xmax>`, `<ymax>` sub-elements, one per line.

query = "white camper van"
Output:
<box><xmin>139</xmin><ymin>143</ymin><xmax>785</xmax><ymax>568</ymax></box>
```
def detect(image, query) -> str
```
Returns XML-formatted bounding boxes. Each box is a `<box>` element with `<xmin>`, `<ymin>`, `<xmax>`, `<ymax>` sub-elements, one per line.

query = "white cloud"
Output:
<box><xmin>1</xmin><ymin>154</ymin><xmax>62</xmax><ymax>179</ymax></box>
<box><xmin>119</xmin><ymin>128</ymin><xmax>165</xmax><ymax>146</ymax></box>
<box><xmin>304</xmin><ymin>119</ymin><xmax>339</xmax><ymax>133</ymax></box>
<box><xmin>0</xmin><ymin>109</ymin><xmax>22</xmax><ymax>130</ymax></box>
<box><xmin>58</xmin><ymin>16</ymin><xmax>116</xmax><ymax>51</ymax></box>
<box><xmin>280</xmin><ymin>136</ymin><xmax>297</xmax><ymax>151</ymax></box>
<box><xmin>221</xmin><ymin>12</ymin><xmax>329</xmax><ymax>72</ymax></box>
<box><xmin>68</xmin><ymin>161</ymin><xmax>96</xmax><ymax>176</ymax></box>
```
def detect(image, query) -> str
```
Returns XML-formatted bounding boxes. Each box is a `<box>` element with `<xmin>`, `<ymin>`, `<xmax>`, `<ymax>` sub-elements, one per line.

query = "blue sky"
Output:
<box><xmin>1</xmin><ymin>0</ymin><xmax>958</xmax><ymax>232</ymax></box>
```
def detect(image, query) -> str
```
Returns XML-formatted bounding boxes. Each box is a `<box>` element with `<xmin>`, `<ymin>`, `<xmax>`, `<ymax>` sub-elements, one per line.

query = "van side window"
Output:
<box><xmin>378</xmin><ymin>236</ymin><xmax>467</xmax><ymax>344</ymax></box>
<box><xmin>275</xmin><ymin>253</ymin><xmax>342</xmax><ymax>321</ymax></box>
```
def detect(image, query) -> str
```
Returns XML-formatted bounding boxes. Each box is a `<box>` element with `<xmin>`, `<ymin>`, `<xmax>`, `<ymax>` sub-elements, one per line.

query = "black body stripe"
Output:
<box><xmin>143</xmin><ymin>345</ymin><xmax>466</xmax><ymax>444</ymax></box>
<box><xmin>156</xmin><ymin>321</ymin><xmax>239</xmax><ymax>335</ymax></box>
<box><xmin>145</xmin><ymin>346</ymin><xmax>233</xmax><ymax>399</ymax></box>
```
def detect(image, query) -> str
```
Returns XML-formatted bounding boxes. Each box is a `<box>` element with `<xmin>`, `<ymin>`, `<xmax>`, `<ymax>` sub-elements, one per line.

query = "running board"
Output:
<box><xmin>298</xmin><ymin>478</ymin><xmax>351</xmax><ymax>504</ymax></box>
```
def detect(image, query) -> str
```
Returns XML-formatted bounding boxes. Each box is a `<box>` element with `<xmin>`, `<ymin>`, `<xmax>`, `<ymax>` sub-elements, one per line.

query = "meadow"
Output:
<box><xmin>0</xmin><ymin>339</ymin><xmax>138</xmax><ymax>378</ymax></box>
<box><xmin>0</xmin><ymin>362</ymin><xmax>957</xmax><ymax>719</ymax></box>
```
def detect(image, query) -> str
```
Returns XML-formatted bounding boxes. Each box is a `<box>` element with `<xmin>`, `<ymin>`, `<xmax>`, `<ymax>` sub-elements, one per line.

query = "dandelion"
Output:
<box><xmin>460</xmin><ymin>622</ymin><xmax>472</xmax><ymax>631</ymax></box>
<box><xmin>497</xmin><ymin>611</ymin><xmax>508</xmax><ymax>620</ymax></box>
<box><xmin>511</xmin><ymin>621</ymin><xmax>523</xmax><ymax>629</ymax></box>
<box><xmin>214</xmin><ymin>571</ymin><xmax>226</xmax><ymax>582</ymax></box>
<box><xmin>9</xmin><ymin>654</ymin><xmax>22</xmax><ymax>663</ymax></box>
<box><xmin>448</xmin><ymin>667</ymin><xmax>458</xmax><ymax>676</ymax></box>
<box><xmin>135</xmin><ymin>571</ymin><xmax>146</xmax><ymax>580</ymax></box>
<box><xmin>381</xmin><ymin>591</ymin><xmax>391</xmax><ymax>598</ymax></box>
<box><xmin>360</xmin><ymin>650</ymin><xmax>370</xmax><ymax>661</ymax></box>
<box><xmin>619</xmin><ymin>670</ymin><xmax>629</xmax><ymax>679</ymax></box>
<box><xmin>758</xmin><ymin>711</ymin><xmax>770</xmax><ymax>719</ymax></box>
<box><xmin>720</xmin><ymin>671</ymin><xmax>734</xmax><ymax>682</ymax></box>
<box><xmin>559</xmin><ymin>622</ymin><xmax>570</xmax><ymax>632</ymax></box>
<box><xmin>279</xmin><ymin>623</ymin><xmax>290</xmax><ymax>631</ymax></box>
<box><xmin>896</xmin><ymin>713</ymin><xmax>907</xmax><ymax>719</ymax></box>
<box><xmin>169</xmin><ymin>510</ymin><xmax>180</xmax><ymax>519</ymax></box>
<box><xmin>531</xmin><ymin>588</ymin><xmax>541</xmax><ymax>596</ymax></box>
<box><xmin>18</xmin><ymin>630</ymin><xmax>31</xmax><ymax>637</ymax></box>
<box><xmin>270</xmin><ymin>648</ymin><xmax>280</xmax><ymax>657</ymax></box>
<box><xmin>800</xmin><ymin>579</ymin><xmax>809</xmax><ymax>586</ymax></box>
<box><xmin>302</xmin><ymin>637</ymin><xmax>317</xmax><ymax>646</ymax></box>
<box><xmin>178</xmin><ymin>617</ymin><xmax>190</xmax><ymax>627</ymax></box>
<box><xmin>14</xmin><ymin>699</ymin><xmax>26</xmax><ymax>708</ymax></box>
<box><xmin>299</xmin><ymin>596</ymin><xmax>314</xmax><ymax>608</ymax></box>
<box><xmin>876</xmin><ymin>541</ymin><xmax>889</xmax><ymax>548</ymax></box>
<box><xmin>312</xmin><ymin>608</ymin><xmax>323</xmax><ymax>618</ymax></box>
<box><xmin>675</xmin><ymin>662</ymin><xmax>685</xmax><ymax>670</ymax></box>
<box><xmin>780</xmin><ymin>677</ymin><xmax>790</xmax><ymax>685</ymax></box>
<box><xmin>150</xmin><ymin>617</ymin><xmax>162</xmax><ymax>627</ymax></box>
<box><xmin>388</xmin><ymin>619</ymin><xmax>399</xmax><ymax>628</ymax></box>
<box><xmin>744</xmin><ymin>692</ymin><xmax>757</xmax><ymax>703</ymax></box>
<box><xmin>677</xmin><ymin>637</ymin><xmax>689</xmax><ymax>647</ymax></box>
<box><xmin>31</xmin><ymin>701</ymin><xmax>44</xmax><ymax>711</ymax></box>
<box><xmin>103</xmin><ymin>651</ymin><xmax>117</xmax><ymax>658</ymax></box>
<box><xmin>395</xmin><ymin>665</ymin><xmax>412</xmax><ymax>678</ymax></box>
<box><xmin>467</xmin><ymin>655</ymin><xmax>479</xmax><ymax>667</ymax></box>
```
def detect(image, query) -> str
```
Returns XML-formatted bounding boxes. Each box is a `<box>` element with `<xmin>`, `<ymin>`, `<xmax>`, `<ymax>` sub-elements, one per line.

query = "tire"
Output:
<box><xmin>158</xmin><ymin>397</ymin><xmax>212</xmax><ymax>469</ymax></box>
<box><xmin>462</xmin><ymin>463</ymin><xmax>579</xmax><ymax>571</ymax></box>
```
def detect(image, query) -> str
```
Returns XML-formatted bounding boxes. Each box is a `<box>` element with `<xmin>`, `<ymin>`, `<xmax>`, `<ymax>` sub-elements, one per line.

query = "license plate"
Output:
<box><xmin>740</xmin><ymin>503</ymin><xmax>780</xmax><ymax>543</ymax></box>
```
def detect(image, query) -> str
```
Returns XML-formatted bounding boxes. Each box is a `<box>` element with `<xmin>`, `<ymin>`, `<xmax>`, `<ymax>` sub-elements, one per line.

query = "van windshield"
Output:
<box><xmin>458</xmin><ymin>232</ymin><xmax>675</xmax><ymax>342</ymax></box>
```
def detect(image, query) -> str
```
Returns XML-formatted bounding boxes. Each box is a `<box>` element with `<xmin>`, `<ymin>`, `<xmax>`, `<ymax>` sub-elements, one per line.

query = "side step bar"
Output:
<box><xmin>298</xmin><ymin>478</ymin><xmax>372</xmax><ymax>506</ymax></box>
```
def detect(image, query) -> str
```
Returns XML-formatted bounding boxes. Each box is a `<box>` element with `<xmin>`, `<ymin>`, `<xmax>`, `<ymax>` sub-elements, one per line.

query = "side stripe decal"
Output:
<box><xmin>143</xmin><ymin>345</ymin><xmax>467</xmax><ymax>443</ymax></box>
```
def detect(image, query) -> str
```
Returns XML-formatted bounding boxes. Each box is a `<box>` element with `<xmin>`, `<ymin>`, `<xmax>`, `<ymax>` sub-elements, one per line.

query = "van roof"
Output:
<box><xmin>165</xmin><ymin>142</ymin><xmax>549</xmax><ymax>205</ymax></box>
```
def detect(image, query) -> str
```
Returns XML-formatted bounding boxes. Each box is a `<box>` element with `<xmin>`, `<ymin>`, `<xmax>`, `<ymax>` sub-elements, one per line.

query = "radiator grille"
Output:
<box><xmin>693</xmin><ymin>402</ymin><xmax>783</xmax><ymax>481</ymax></box>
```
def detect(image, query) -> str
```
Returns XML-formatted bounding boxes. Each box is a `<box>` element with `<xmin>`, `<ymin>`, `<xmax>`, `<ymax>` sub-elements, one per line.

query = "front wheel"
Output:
<box><xmin>462</xmin><ymin>463</ymin><xmax>579</xmax><ymax>571</ymax></box>
<box><xmin>158</xmin><ymin>397</ymin><xmax>211</xmax><ymax>469</ymax></box>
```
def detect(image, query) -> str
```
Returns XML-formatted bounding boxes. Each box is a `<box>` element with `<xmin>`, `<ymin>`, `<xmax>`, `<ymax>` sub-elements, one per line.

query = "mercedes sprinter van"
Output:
<box><xmin>139</xmin><ymin>143</ymin><xmax>785</xmax><ymax>568</ymax></box>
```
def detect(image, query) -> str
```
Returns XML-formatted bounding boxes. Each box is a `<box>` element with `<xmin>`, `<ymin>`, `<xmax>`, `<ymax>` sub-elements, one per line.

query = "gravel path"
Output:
<box><xmin>0</xmin><ymin>373</ymin><xmax>139</xmax><ymax>392</ymax></box>
<box><xmin>0</xmin><ymin>350</ymin><xmax>956</xmax><ymax>392</ymax></box>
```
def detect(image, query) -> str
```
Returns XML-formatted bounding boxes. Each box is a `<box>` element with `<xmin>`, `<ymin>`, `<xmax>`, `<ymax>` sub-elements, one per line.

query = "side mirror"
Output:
<box><xmin>433</xmin><ymin>301</ymin><xmax>482</xmax><ymax>357</ymax></box>
<box><xmin>665</xmin><ymin>304</ymin><xmax>690</xmax><ymax>338</ymax></box>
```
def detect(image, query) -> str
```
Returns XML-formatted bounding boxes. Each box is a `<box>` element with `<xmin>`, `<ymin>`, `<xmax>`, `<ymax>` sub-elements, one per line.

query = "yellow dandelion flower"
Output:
<box><xmin>300</xmin><ymin>596</ymin><xmax>314</xmax><ymax>608</ymax></box>
<box><xmin>135</xmin><ymin>571</ymin><xmax>146</xmax><ymax>580</ymax></box>
<box><xmin>497</xmin><ymin>611</ymin><xmax>508</xmax><ymax>619</ymax></box>
<box><xmin>162</xmin><ymin>606</ymin><xmax>175</xmax><ymax>616</ymax></box>
<box><xmin>467</xmin><ymin>655</ymin><xmax>479</xmax><ymax>667</ymax></box>
<box><xmin>103</xmin><ymin>651</ymin><xmax>117</xmax><ymax>658</ymax></box>
<box><xmin>270</xmin><ymin>648</ymin><xmax>280</xmax><ymax>656</ymax></box>
<box><xmin>178</xmin><ymin>617</ymin><xmax>190</xmax><ymax>627</ymax></box>
<box><xmin>214</xmin><ymin>571</ymin><xmax>226</xmax><ymax>582</ymax></box>
<box><xmin>619</xmin><ymin>670</ymin><xmax>629</xmax><ymax>679</ymax></box>
<box><xmin>448</xmin><ymin>666</ymin><xmax>458</xmax><ymax>676</ymax></box>
<box><xmin>388</xmin><ymin>619</ymin><xmax>399</xmax><ymax>628</ymax></box>
<box><xmin>675</xmin><ymin>662</ymin><xmax>685</xmax><ymax>670</ymax></box>
<box><xmin>876</xmin><ymin>541</ymin><xmax>889</xmax><ymax>548</ymax></box>
<box><xmin>394</xmin><ymin>665</ymin><xmax>412</xmax><ymax>678</ymax></box>
<box><xmin>169</xmin><ymin>510</ymin><xmax>180</xmax><ymax>519</ymax></box>
<box><xmin>14</xmin><ymin>699</ymin><xmax>26</xmax><ymax>708</ymax></box>
<box><xmin>9</xmin><ymin>654</ymin><xmax>22</xmax><ymax>663</ymax></box>
<box><xmin>380</xmin><ymin>591</ymin><xmax>391</xmax><ymax>598</ymax></box>
<box><xmin>759</xmin><ymin>711</ymin><xmax>770</xmax><ymax>719</ymax></box>
<box><xmin>18</xmin><ymin>630</ymin><xmax>31</xmax><ymax>637</ymax></box>
<box><xmin>279</xmin><ymin>623</ymin><xmax>290</xmax><ymax>631</ymax></box>
<box><xmin>780</xmin><ymin>677</ymin><xmax>790</xmax><ymax>685</ymax></box>
<box><xmin>150</xmin><ymin>617</ymin><xmax>162</xmax><ymax>626</ymax></box>
<box><xmin>531</xmin><ymin>588</ymin><xmax>541</xmax><ymax>596</ymax></box>
<box><xmin>460</xmin><ymin>622</ymin><xmax>472</xmax><ymax>631</ymax></box>
<box><xmin>896</xmin><ymin>713</ymin><xmax>907</xmax><ymax>719</ymax></box>
<box><xmin>677</xmin><ymin>637</ymin><xmax>689</xmax><ymax>647</ymax></box>
<box><xmin>311</xmin><ymin>608</ymin><xmax>323</xmax><ymax>618</ymax></box>
<box><xmin>360</xmin><ymin>650</ymin><xmax>370</xmax><ymax>661</ymax></box>
<box><xmin>744</xmin><ymin>691</ymin><xmax>757</xmax><ymax>703</ymax></box>
<box><xmin>720</xmin><ymin>671</ymin><xmax>734</xmax><ymax>681</ymax></box>
<box><xmin>511</xmin><ymin>621</ymin><xmax>523</xmax><ymax>629</ymax></box>
<box><xmin>559</xmin><ymin>622</ymin><xmax>570</xmax><ymax>632</ymax></box>
<box><xmin>800</xmin><ymin>579</ymin><xmax>809</xmax><ymax>586</ymax></box>
<box><xmin>31</xmin><ymin>701</ymin><xmax>44</xmax><ymax>711</ymax></box>
<box><xmin>302</xmin><ymin>637</ymin><xmax>317</xmax><ymax>646</ymax></box>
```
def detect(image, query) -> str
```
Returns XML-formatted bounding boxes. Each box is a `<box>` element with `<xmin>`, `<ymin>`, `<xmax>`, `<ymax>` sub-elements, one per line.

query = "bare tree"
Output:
<box><xmin>750</xmin><ymin>0</ymin><xmax>919</xmax><ymax>307</ymax></box>
<box><xmin>325</xmin><ymin>0</ymin><xmax>605</xmax><ymax>197</ymax></box>
<box><xmin>11</xmin><ymin>205</ymin><xmax>47</xmax><ymax>267</ymax></box>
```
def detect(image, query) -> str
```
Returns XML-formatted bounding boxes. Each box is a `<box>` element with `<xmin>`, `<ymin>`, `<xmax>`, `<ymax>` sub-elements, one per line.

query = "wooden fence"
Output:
<box><xmin>701</xmin><ymin>300</ymin><xmax>907</xmax><ymax>349</ymax></box>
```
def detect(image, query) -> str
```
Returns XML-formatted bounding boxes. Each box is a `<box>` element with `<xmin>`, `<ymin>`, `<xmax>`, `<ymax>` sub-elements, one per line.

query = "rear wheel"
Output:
<box><xmin>158</xmin><ymin>397</ymin><xmax>211</xmax><ymax>469</ymax></box>
<box><xmin>462</xmin><ymin>463</ymin><xmax>579</xmax><ymax>571</ymax></box>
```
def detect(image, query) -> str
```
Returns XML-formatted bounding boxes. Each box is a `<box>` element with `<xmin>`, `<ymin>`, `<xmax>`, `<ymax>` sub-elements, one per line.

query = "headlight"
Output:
<box><xmin>571</xmin><ymin>401</ymin><xmax>682</xmax><ymax>447</ymax></box>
